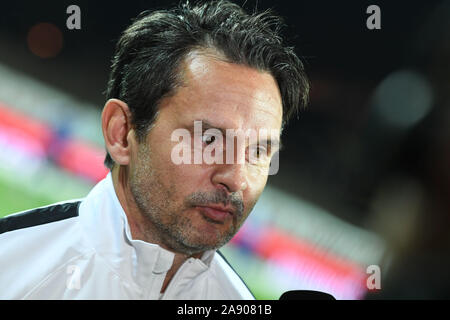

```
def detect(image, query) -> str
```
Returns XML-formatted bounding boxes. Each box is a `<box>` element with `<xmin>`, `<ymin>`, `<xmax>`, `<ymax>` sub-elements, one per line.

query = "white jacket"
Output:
<box><xmin>0</xmin><ymin>173</ymin><xmax>254</xmax><ymax>300</ymax></box>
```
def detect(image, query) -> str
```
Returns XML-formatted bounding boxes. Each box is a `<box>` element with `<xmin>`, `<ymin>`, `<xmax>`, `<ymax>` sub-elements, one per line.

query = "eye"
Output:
<box><xmin>249</xmin><ymin>145</ymin><xmax>268</xmax><ymax>160</ymax></box>
<box><xmin>202</xmin><ymin>133</ymin><xmax>216</xmax><ymax>145</ymax></box>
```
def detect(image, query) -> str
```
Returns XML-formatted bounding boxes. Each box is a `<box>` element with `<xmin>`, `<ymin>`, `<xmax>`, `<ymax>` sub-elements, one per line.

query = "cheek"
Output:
<box><xmin>150</xmin><ymin>132</ymin><xmax>199</xmax><ymax>181</ymax></box>
<box><xmin>154</xmin><ymin>150</ymin><xmax>208</xmax><ymax>200</ymax></box>
<box><xmin>247</xmin><ymin>168</ymin><xmax>268</xmax><ymax>194</ymax></box>
<box><xmin>171</xmin><ymin>165</ymin><xmax>211</xmax><ymax>195</ymax></box>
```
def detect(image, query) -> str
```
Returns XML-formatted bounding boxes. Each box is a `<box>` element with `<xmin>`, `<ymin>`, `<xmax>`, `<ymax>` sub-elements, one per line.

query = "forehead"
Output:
<box><xmin>161</xmin><ymin>51</ymin><xmax>283</xmax><ymax>132</ymax></box>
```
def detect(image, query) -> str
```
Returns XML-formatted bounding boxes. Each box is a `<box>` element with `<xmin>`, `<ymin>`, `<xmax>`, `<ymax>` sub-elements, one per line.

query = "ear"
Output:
<box><xmin>101</xmin><ymin>99</ymin><xmax>135</xmax><ymax>166</ymax></box>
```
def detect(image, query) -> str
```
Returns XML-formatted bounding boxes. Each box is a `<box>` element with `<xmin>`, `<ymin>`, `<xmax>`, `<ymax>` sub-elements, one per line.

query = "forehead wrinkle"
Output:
<box><xmin>169</xmin><ymin>51</ymin><xmax>283</xmax><ymax>131</ymax></box>
<box><xmin>184</xmin><ymin>51</ymin><xmax>281</xmax><ymax>100</ymax></box>
<box><xmin>195</xmin><ymin>86</ymin><xmax>282</xmax><ymax>130</ymax></box>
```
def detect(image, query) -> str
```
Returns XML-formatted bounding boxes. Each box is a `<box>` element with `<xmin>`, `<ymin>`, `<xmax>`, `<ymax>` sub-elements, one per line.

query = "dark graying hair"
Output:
<box><xmin>104</xmin><ymin>0</ymin><xmax>309</xmax><ymax>169</ymax></box>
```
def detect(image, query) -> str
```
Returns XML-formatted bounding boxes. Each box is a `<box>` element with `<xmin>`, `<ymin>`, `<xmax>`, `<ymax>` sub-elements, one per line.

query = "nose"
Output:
<box><xmin>211</xmin><ymin>163</ymin><xmax>248</xmax><ymax>194</ymax></box>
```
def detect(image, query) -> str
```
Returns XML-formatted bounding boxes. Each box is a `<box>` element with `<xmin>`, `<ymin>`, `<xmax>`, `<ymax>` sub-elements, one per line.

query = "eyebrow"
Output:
<box><xmin>189</xmin><ymin>119</ymin><xmax>283</xmax><ymax>151</ymax></box>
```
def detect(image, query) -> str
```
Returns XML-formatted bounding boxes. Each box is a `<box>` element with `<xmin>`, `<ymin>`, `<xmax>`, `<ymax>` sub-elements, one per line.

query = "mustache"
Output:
<box><xmin>185</xmin><ymin>190</ymin><xmax>244</xmax><ymax>217</ymax></box>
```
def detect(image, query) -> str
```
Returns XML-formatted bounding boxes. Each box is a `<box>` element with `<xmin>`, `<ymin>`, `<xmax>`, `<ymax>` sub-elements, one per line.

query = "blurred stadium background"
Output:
<box><xmin>1</xmin><ymin>0</ymin><xmax>449</xmax><ymax>299</ymax></box>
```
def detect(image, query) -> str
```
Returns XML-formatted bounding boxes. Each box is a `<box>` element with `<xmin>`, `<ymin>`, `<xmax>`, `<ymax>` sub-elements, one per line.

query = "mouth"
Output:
<box><xmin>195</xmin><ymin>205</ymin><xmax>234</xmax><ymax>224</ymax></box>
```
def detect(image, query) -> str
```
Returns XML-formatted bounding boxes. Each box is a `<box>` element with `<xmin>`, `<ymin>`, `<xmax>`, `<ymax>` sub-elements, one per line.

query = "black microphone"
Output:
<box><xmin>279</xmin><ymin>290</ymin><xmax>336</xmax><ymax>300</ymax></box>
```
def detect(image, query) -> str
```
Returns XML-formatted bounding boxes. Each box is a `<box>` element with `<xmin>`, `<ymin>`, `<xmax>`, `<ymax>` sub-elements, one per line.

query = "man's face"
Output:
<box><xmin>128</xmin><ymin>52</ymin><xmax>283</xmax><ymax>255</ymax></box>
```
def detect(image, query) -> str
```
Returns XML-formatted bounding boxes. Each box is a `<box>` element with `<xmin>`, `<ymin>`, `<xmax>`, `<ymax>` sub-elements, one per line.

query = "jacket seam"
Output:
<box><xmin>90</xmin><ymin>246</ymin><xmax>143</xmax><ymax>295</ymax></box>
<box><xmin>22</xmin><ymin>249</ymin><xmax>94</xmax><ymax>299</ymax></box>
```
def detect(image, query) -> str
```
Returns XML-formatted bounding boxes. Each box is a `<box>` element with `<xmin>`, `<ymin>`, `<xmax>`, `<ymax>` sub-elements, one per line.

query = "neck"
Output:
<box><xmin>110</xmin><ymin>165</ymin><xmax>202</xmax><ymax>293</ymax></box>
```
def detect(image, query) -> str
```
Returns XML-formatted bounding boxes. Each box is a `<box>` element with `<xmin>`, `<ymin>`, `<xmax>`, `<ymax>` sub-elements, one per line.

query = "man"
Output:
<box><xmin>0</xmin><ymin>0</ymin><xmax>308</xmax><ymax>299</ymax></box>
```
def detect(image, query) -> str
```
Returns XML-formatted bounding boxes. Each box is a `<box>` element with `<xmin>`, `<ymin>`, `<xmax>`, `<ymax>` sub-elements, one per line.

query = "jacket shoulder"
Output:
<box><xmin>0</xmin><ymin>200</ymin><xmax>85</xmax><ymax>299</ymax></box>
<box><xmin>0</xmin><ymin>200</ymin><xmax>81</xmax><ymax>235</ymax></box>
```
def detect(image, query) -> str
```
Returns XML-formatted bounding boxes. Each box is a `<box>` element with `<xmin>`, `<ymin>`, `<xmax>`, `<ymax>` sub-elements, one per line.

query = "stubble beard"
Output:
<box><xmin>129</xmin><ymin>143</ymin><xmax>241</xmax><ymax>256</ymax></box>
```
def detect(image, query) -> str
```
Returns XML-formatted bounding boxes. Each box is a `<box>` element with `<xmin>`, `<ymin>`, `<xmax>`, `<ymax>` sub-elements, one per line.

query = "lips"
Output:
<box><xmin>195</xmin><ymin>205</ymin><xmax>233</xmax><ymax>223</ymax></box>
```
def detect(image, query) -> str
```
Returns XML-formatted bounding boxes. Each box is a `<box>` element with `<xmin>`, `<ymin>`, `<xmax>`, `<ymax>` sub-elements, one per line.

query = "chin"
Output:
<box><xmin>182</xmin><ymin>227</ymin><xmax>231</xmax><ymax>252</ymax></box>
